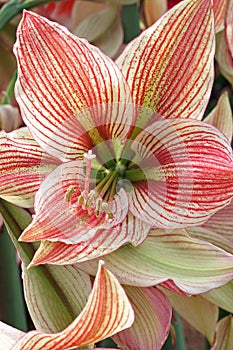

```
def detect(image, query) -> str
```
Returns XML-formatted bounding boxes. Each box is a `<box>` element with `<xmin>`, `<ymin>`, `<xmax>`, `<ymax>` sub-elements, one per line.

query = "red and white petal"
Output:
<box><xmin>204</xmin><ymin>91</ymin><xmax>233</xmax><ymax>142</ymax></box>
<box><xmin>20</xmin><ymin>161</ymin><xmax>126</xmax><ymax>244</ymax></box>
<box><xmin>78</xmin><ymin>230</ymin><xmax>233</xmax><ymax>294</ymax></box>
<box><xmin>128</xmin><ymin>118</ymin><xmax>233</xmax><ymax>229</ymax></box>
<box><xmin>211</xmin><ymin>316</ymin><xmax>233</xmax><ymax>350</ymax></box>
<box><xmin>113</xmin><ymin>286</ymin><xmax>172</xmax><ymax>350</ymax></box>
<box><xmin>0</xmin><ymin>127</ymin><xmax>59</xmax><ymax>207</ymax></box>
<box><xmin>11</xmin><ymin>262</ymin><xmax>134</xmax><ymax>350</ymax></box>
<box><xmin>28</xmin><ymin>214</ymin><xmax>150</xmax><ymax>266</ymax></box>
<box><xmin>116</xmin><ymin>0</ymin><xmax>215</xmax><ymax>123</ymax></box>
<box><xmin>14</xmin><ymin>11</ymin><xmax>134</xmax><ymax>161</ymax></box>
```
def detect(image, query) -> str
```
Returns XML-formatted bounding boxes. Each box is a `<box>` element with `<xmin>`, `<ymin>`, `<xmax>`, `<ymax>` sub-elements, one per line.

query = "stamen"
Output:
<box><xmin>83</xmin><ymin>150</ymin><xmax>96</xmax><ymax>201</ymax></box>
<box><xmin>64</xmin><ymin>186</ymin><xmax>74</xmax><ymax>202</ymax></box>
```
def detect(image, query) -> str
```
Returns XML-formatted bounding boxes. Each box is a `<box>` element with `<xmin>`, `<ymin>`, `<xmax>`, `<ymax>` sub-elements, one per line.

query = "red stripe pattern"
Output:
<box><xmin>129</xmin><ymin>119</ymin><xmax>233</xmax><ymax>228</ymax></box>
<box><xmin>0</xmin><ymin>127</ymin><xmax>59</xmax><ymax>207</ymax></box>
<box><xmin>116</xmin><ymin>0</ymin><xmax>214</xmax><ymax>123</ymax></box>
<box><xmin>14</xmin><ymin>11</ymin><xmax>134</xmax><ymax>161</ymax></box>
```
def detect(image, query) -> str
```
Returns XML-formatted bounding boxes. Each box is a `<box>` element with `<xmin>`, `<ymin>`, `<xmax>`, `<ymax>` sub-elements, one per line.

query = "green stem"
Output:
<box><xmin>162</xmin><ymin>311</ymin><xmax>186</xmax><ymax>350</ymax></box>
<box><xmin>0</xmin><ymin>0</ymin><xmax>63</xmax><ymax>31</ymax></box>
<box><xmin>1</xmin><ymin>70</ymin><xmax>17</xmax><ymax>104</ymax></box>
<box><xmin>121</xmin><ymin>3</ymin><xmax>141</xmax><ymax>43</ymax></box>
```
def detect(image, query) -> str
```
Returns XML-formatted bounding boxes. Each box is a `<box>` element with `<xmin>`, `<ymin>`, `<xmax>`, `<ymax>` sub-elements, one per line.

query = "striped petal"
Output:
<box><xmin>211</xmin><ymin>316</ymin><xmax>233</xmax><ymax>350</ymax></box>
<box><xmin>10</xmin><ymin>261</ymin><xmax>134</xmax><ymax>350</ymax></box>
<box><xmin>0</xmin><ymin>127</ymin><xmax>59</xmax><ymax>207</ymax></box>
<box><xmin>113</xmin><ymin>286</ymin><xmax>172</xmax><ymax>350</ymax></box>
<box><xmin>27</xmin><ymin>214</ymin><xmax>150</xmax><ymax>266</ymax></box>
<box><xmin>128</xmin><ymin>118</ymin><xmax>233</xmax><ymax>229</ymax></box>
<box><xmin>204</xmin><ymin>91</ymin><xmax>233</xmax><ymax>142</ymax></box>
<box><xmin>14</xmin><ymin>11</ymin><xmax>134</xmax><ymax>161</ymax></box>
<box><xmin>78</xmin><ymin>230</ymin><xmax>233</xmax><ymax>294</ymax></box>
<box><xmin>116</xmin><ymin>0</ymin><xmax>215</xmax><ymax>124</ymax></box>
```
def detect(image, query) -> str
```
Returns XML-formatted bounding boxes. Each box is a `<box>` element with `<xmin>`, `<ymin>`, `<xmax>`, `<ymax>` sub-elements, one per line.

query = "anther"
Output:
<box><xmin>95</xmin><ymin>197</ymin><xmax>103</xmax><ymax>216</ymax></box>
<box><xmin>64</xmin><ymin>186</ymin><xmax>74</xmax><ymax>202</ymax></box>
<box><xmin>102</xmin><ymin>202</ymin><xmax>114</xmax><ymax>220</ymax></box>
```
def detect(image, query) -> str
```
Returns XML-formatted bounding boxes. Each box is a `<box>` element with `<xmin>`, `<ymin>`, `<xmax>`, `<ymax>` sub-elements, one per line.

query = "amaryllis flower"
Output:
<box><xmin>0</xmin><ymin>261</ymin><xmax>134</xmax><ymax>349</ymax></box>
<box><xmin>2</xmin><ymin>0</ymin><xmax>233</xmax><ymax>265</ymax></box>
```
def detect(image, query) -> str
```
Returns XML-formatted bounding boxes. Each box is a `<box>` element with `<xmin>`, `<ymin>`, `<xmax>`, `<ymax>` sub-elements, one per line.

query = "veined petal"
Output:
<box><xmin>78</xmin><ymin>230</ymin><xmax>233</xmax><ymax>294</ymax></box>
<box><xmin>113</xmin><ymin>287</ymin><xmax>172</xmax><ymax>350</ymax></box>
<box><xmin>10</xmin><ymin>262</ymin><xmax>134</xmax><ymax>350</ymax></box>
<box><xmin>28</xmin><ymin>214</ymin><xmax>150</xmax><ymax>266</ymax></box>
<box><xmin>143</xmin><ymin>0</ymin><xmax>168</xmax><ymax>26</ymax></box>
<box><xmin>14</xmin><ymin>11</ymin><xmax>134</xmax><ymax>161</ymax></box>
<box><xmin>19</xmin><ymin>161</ymin><xmax>130</xmax><ymax>244</ymax></box>
<box><xmin>211</xmin><ymin>316</ymin><xmax>233</xmax><ymax>350</ymax></box>
<box><xmin>204</xmin><ymin>91</ymin><xmax>233</xmax><ymax>142</ymax></box>
<box><xmin>129</xmin><ymin>118</ymin><xmax>233</xmax><ymax>229</ymax></box>
<box><xmin>0</xmin><ymin>127</ymin><xmax>59</xmax><ymax>207</ymax></box>
<box><xmin>116</xmin><ymin>0</ymin><xmax>215</xmax><ymax>123</ymax></box>
<box><xmin>162</xmin><ymin>289</ymin><xmax>218</xmax><ymax>343</ymax></box>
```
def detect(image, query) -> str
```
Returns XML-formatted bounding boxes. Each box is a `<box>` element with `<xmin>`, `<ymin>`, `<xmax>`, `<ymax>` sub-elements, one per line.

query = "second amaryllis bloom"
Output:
<box><xmin>1</xmin><ymin>0</ymin><xmax>233</xmax><ymax>261</ymax></box>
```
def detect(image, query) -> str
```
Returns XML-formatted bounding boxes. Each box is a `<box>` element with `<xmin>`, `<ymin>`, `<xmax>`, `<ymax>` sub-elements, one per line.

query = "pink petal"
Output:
<box><xmin>14</xmin><ymin>11</ymin><xmax>134</xmax><ymax>161</ymax></box>
<box><xmin>201</xmin><ymin>199</ymin><xmax>233</xmax><ymax>243</ymax></box>
<box><xmin>204</xmin><ymin>91</ymin><xmax>233</xmax><ymax>142</ymax></box>
<box><xmin>0</xmin><ymin>322</ymin><xmax>24</xmax><ymax>349</ymax></box>
<box><xmin>0</xmin><ymin>127</ymin><xmax>59</xmax><ymax>207</ymax></box>
<box><xmin>226</xmin><ymin>0</ymin><xmax>233</xmax><ymax>58</ymax></box>
<box><xmin>215</xmin><ymin>28</ymin><xmax>233</xmax><ymax>86</ymax></box>
<box><xmin>116</xmin><ymin>0</ymin><xmax>215</xmax><ymax>123</ymax></box>
<box><xmin>10</xmin><ymin>262</ymin><xmax>134</xmax><ymax>350</ymax></box>
<box><xmin>28</xmin><ymin>214</ymin><xmax>150</xmax><ymax>266</ymax></box>
<box><xmin>213</xmin><ymin>0</ymin><xmax>229</xmax><ymax>33</ymax></box>
<box><xmin>162</xmin><ymin>289</ymin><xmax>218</xmax><ymax>343</ymax></box>
<box><xmin>211</xmin><ymin>316</ymin><xmax>233</xmax><ymax>350</ymax></box>
<box><xmin>128</xmin><ymin>118</ymin><xmax>233</xmax><ymax>229</ymax></box>
<box><xmin>113</xmin><ymin>287</ymin><xmax>172</xmax><ymax>350</ymax></box>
